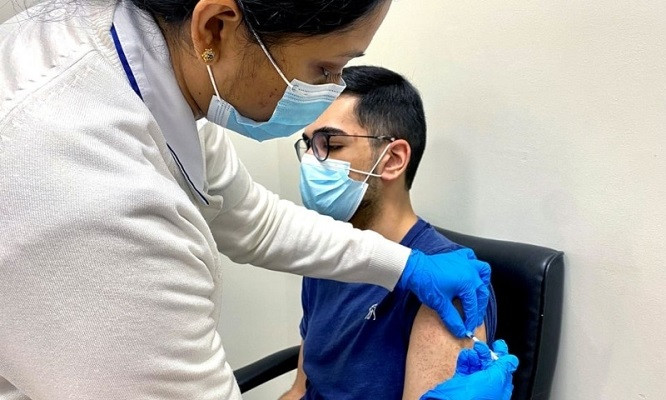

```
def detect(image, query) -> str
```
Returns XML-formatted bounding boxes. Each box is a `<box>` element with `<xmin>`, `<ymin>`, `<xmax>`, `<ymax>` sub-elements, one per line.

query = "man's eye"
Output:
<box><xmin>328</xmin><ymin>144</ymin><xmax>343</xmax><ymax>151</ymax></box>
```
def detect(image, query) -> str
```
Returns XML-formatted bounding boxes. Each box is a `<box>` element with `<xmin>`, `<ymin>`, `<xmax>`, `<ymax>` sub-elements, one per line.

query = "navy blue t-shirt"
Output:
<box><xmin>299</xmin><ymin>218</ymin><xmax>497</xmax><ymax>400</ymax></box>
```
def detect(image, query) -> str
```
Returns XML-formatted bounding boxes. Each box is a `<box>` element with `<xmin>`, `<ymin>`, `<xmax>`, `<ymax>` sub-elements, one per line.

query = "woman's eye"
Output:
<box><xmin>322</xmin><ymin>68</ymin><xmax>342</xmax><ymax>84</ymax></box>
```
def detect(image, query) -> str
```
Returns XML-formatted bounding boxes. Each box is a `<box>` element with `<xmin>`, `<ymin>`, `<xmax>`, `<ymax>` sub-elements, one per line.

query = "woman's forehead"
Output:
<box><xmin>273</xmin><ymin>0</ymin><xmax>390</xmax><ymax>61</ymax></box>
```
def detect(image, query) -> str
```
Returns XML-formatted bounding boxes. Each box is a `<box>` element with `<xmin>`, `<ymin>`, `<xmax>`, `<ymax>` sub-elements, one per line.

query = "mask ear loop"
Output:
<box><xmin>205</xmin><ymin>22</ymin><xmax>293</xmax><ymax>102</ymax></box>
<box><xmin>206</xmin><ymin>65</ymin><xmax>223</xmax><ymax>100</ymax></box>
<box><xmin>246</xmin><ymin>24</ymin><xmax>293</xmax><ymax>89</ymax></box>
<box><xmin>348</xmin><ymin>142</ymin><xmax>393</xmax><ymax>183</ymax></box>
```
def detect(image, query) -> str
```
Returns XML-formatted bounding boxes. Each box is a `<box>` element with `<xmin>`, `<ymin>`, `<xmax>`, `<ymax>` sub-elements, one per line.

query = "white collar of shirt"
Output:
<box><xmin>112</xmin><ymin>0</ymin><xmax>208</xmax><ymax>204</ymax></box>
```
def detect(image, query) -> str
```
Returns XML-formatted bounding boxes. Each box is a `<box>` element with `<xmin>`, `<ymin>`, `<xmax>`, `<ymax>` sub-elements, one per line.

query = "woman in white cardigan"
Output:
<box><xmin>0</xmin><ymin>0</ymin><xmax>511</xmax><ymax>398</ymax></box>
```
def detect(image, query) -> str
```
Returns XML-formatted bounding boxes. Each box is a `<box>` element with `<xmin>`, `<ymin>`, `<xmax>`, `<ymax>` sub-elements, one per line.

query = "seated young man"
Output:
<box><xmin>281</xmin><ymin>66</ymin><xmax>498</xmax><ymax>400</ymax></box>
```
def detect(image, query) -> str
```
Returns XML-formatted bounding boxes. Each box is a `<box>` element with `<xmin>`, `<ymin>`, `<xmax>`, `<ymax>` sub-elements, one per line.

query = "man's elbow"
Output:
<box><xmin>279</xmin><ymin>386</ymin><xmax>306</xmax><ymax>400</ymax></box>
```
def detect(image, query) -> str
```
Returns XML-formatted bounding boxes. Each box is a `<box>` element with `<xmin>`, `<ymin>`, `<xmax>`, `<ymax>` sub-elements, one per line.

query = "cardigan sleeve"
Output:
<box><xmin>200</xmin><ymin>123</ymin><xmax>411</xmax><ymax>290</ymax></box>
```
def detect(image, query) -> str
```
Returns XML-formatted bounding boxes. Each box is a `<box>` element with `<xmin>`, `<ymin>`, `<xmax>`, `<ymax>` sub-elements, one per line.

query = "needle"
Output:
<box><xmin>466</xmin><ymin>333</ymin><xmax>499</xmax><ymax>361</ymax></box>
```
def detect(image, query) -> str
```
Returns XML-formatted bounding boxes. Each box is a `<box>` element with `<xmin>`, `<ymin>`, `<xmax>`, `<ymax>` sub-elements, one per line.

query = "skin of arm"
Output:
<box><xmin>402</xmin><ymin>304</ymin><xmax>487</xmax><ymax>400</ymax></box>
<box><xmin>280</xmin><ymin>342</ymin><xmax>307</xmax><ymax>400</ymax></box>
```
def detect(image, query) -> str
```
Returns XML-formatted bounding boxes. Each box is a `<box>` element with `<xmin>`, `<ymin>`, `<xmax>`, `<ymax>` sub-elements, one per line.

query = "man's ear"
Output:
<box><xmin>379</xmin><ymin>139</ymin><xmax>411</xmax><ymax>183</ymax></box>
<box><xmin>190</xmin><ymin>0</ymin><xmax>244</xmax><ymax>62</ymax></box>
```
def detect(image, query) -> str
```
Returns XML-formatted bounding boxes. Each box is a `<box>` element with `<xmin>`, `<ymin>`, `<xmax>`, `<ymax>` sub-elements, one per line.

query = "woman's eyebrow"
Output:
<box><xmin>338</xmin><ymin>50</ymin><xmax>366</xmax><ymax>59</ymax></box>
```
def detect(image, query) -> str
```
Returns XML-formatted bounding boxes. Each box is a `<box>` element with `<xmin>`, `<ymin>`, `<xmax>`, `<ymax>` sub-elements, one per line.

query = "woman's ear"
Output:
<box><xmin>379</xmin><ymin>139</ymin><xmax>411</xmax><ymax>183</ymax></box>
<box><xmin>190</xmin><ymin>0</ymin><xmax>244</xmax><ymax>63</ymax></box>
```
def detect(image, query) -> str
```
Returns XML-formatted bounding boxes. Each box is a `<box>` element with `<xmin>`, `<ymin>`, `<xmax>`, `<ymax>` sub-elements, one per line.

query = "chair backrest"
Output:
<box><xmin>234</xmin><ymin>228</ymin><xmax>565</xmax><ymax>398</ymax></box>
<box><xmin>435</xmin><ymin>227</ymin><xmax>564</xmax><ymax>400</ymax></box>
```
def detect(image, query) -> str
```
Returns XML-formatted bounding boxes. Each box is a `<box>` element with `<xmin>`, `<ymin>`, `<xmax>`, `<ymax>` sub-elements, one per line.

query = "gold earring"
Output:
<box><xmin>201</xmin><ymin>48</ymin><xmax>215</xmax><ymax>63</ymax></box>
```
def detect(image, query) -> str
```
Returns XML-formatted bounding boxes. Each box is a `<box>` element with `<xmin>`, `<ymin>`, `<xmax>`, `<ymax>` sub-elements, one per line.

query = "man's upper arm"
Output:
<box><xmin>402</xmin><ymin>304</ymin><xmax>486</xmax><ymax>400</ymax></box>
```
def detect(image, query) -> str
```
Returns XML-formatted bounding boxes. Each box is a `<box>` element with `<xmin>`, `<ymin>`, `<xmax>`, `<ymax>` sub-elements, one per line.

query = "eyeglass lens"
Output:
<box><xmin>311</xmin><ymin>132</ymin><xmax>330</xmax><ymax>161</ymax></box>
<box><xmin>295</xmin><ymin>139</ymin><xmax>308</xmax><ymax>161</ymax></box>
<box><xmin>295</xmin><ymin>132</ymin><xmax>331</xmax><ymax>162</ymax></box>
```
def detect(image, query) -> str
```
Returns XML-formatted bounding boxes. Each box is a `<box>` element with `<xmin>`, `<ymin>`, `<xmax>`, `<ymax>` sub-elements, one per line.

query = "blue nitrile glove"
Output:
<box><xmin>420</xmin><ymin>340</ymin><xmax>519</xmax><ymax>400</ymax></box>
<box><xmin>398</xmin><ymin>248</ymin><xmax>491</xmax><ymax>338</ymax></box>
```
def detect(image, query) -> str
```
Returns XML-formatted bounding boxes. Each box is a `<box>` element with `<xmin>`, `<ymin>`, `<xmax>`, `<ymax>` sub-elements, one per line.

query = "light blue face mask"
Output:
<box><xmin>206</xmin><ymin>27</ymin><xmax>346</xmax><ymax>142</ymax></box>
<box><xmin>299</xmin><ymin>145</ymin><xmax>390</xmax><ymax>221</ymax></box>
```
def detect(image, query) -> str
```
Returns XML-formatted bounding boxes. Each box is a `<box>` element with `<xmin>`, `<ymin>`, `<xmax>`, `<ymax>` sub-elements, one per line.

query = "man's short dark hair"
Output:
<box><xmin>341</xmin><ymin>65</ymin><xmax>426</xmax><ymax>190</ymax></box>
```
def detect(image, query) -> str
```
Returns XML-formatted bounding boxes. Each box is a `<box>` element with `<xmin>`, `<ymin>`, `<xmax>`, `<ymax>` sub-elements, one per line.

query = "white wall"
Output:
<box><xmin>0</xmin><ymin>1</ymin><xmax>39</xmax><ymax>22</ymax></box>
<box><xmin>217</xmin><ymin>134</ymin><xmax>303</xmax><ymax>400</ymax></box>
<box><xmin>0</xmin><ymin>2</ymin><xmax>18</xmax><ymax>22</ymax></box>
<box><xmin>275</xmin><ymin>0</ymin><xmax>666</xmax><ymax>398</ymax></box>
<box><xmin>282</xmin><ymin>0</ymin><xmax>661</xmax><ymax>398</ymax></box>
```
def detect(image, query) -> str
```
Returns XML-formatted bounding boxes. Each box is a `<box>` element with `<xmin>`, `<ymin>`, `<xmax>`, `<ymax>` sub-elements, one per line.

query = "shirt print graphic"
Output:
<box><xmin>365</xmin><ymin>303</ymin><xmax>378</xmax><ymax>320</ymax></box>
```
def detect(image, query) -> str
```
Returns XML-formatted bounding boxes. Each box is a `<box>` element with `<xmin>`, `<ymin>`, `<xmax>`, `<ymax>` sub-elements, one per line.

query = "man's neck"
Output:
<box><xmin>351</xmin><ymin>194</ymin><xmax>419</xmax><ymax>244</ymax></box>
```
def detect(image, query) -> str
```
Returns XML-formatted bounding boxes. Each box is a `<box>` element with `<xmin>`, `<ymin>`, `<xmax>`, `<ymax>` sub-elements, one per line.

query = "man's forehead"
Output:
<box><xmin>305</xmin><ymin>96</ymin><xmax>362</xmax><ymax>137</ymax></box>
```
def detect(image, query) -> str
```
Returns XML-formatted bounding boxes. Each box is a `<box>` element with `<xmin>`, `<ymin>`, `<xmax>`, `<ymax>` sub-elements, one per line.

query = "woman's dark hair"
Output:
<box><xmin>129</xmin><ymin>0</ymin><xmax>387</xmax><ymax>43</ymax></box>
<box><xmin>341</xmin><ymin>65</ymin><xmax>427</xmax><ymax>190</ymax></box>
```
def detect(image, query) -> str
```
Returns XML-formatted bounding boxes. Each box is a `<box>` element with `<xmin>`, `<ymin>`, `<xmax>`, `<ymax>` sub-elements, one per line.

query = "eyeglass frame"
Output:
<box><xmin>294</xmin><ymin>131</ymin><xmax>396</xmax><ymax>162</ymax></box>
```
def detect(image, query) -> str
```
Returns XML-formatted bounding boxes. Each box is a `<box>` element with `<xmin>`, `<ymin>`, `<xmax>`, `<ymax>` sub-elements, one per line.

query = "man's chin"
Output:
<box><xmin>349</xmin><ymin>200</ymin><xmax>377</xmax><ymax>230</ymax></box>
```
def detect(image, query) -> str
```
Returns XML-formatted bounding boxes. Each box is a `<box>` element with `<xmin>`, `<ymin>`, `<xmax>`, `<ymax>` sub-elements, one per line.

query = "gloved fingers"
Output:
<box><xmin>463</xmin><ymin>250</ymin><xmax>491</xmax><ymax>307</ymax></box>
<box><xmin>458</xmin><ymin>247</ymin><xmax>490</xmax><ymax>281</ymax></box>
<box><xmin>475</xmin><ymin>283</ymin><xmax>490</xmax><ymax>329</ymax></box>
<box><xmin>422</xmin><ymin>347</ymin><xmax>518</xmax><ymax>400</ymax></box>
<box><xmin>455</xmin><ymin>247</ymin><xmax>477</xmax><ymax>260</ymax></box>
<box><xmin>502</xmin><ymin>383</ymin><xmax>515</xmax><ymax>400</ymax></box>
<box><xmin>456</xmin><ymin>347</ymin><xmax>481</xmax><ymax>375</ymax></box>
<box><xmin>494</xmin><ymin>353</ymin><xmax>520</xmax><ymax>374</ymax></box>
<box><xmin>491</xmin><ymin>339</ymin><xmax>509</xmax><ymax>357</ymax></box>
<box><xmin>455</xmin><ymin>348</ymin><xmax>473</xmax><ymax>375</ymax></box>
<box><xmin>461</xmin><ymin>277</ymin><xmax>482</xmax><ymax>333</ymax></box>
<box><xmin>439</xmin><ymin>299</ymin><xmax>467</xmax><ymax>338</ymax></box>
<box><xmin>475</xmin><ymin>258</ymin><xmax>492</xmax><ymax>287</ymax></box>
<box><xmin>469</xmin><ymin>256</ymin><xmax>491</xmax><ymax>329</ymax></box>
<box><xmin>474</xmin><ymin>259</ymin><xmax>491</xmax><ymax>329</ymax></box>
<box><xmin>473</xmin><ymin>341</ymin><xmax>494</xmax><ymax>368</ymax></box>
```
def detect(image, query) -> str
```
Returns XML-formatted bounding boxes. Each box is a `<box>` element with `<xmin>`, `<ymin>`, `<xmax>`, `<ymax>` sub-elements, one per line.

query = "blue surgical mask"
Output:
<box><xmin>299</xmin><ymin>145</ymin><xmax>390</xmax><ymax>221</ymax></box>
<box><xmin>206</xmin><ymin>27</ymin><xmax>345</xmax><ymax>142</ymax></box>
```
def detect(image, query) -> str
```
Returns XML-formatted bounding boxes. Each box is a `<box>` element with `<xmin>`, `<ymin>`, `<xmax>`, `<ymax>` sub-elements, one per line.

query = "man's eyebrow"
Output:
<box><xmin>313</xmin><ymin>126</ymin><xmax>348</xmax><ymax>136</ymax></box>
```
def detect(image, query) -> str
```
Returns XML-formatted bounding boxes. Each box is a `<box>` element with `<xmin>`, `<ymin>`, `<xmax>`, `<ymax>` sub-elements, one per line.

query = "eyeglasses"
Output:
<box><xmin>294</xmin><ymin>131</ymin><xmax>395</xmax><ymax>162</ymax></box>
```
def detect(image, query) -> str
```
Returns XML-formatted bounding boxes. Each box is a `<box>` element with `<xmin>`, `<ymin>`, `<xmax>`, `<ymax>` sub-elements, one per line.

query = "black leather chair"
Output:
<box><xmin>234</xmin><ymin>228</ymin><xmax>564</xmax><ymax>399</ymax></box>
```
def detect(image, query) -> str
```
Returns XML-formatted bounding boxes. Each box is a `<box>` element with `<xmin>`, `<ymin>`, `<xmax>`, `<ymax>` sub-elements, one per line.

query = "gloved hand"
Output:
<box><xmin>420</xmin><ymin>340</ymin><xmax>519</xmax><ymax>400</ymax></box>
<box><xmin>398</xmin><ymin>248</ymin><xmax>491</xmax><ymax>337</ymax></box>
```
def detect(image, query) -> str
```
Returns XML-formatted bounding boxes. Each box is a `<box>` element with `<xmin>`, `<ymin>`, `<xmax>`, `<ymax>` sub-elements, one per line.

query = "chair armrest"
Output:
<box><xmin>234</xmin><ymin>345</ymin><xmax>301</xmax><ymax>393</ymax></box>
